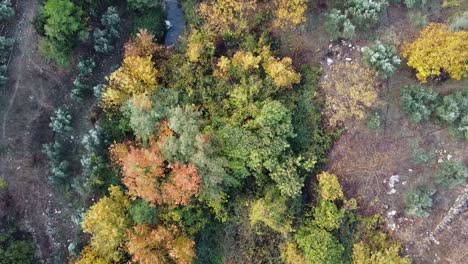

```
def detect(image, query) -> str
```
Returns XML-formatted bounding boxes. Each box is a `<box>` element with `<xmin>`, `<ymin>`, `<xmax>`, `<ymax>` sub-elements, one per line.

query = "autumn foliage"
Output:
<box><xmin>273</xmin><ymin>0</ymin><xmax>308</xmax><ymax>29</ymax></box>
<box><xmin>125</xmin><ymin>29</ymin><xmax>161</xmax><ymax>57</ymax></box>
<box><xmin>126</xmin><ymin>224</ymin><xmax>195</xmax><ymax>264</ymax></box>
<box><xmin>112</xmin><ymin>141</ymin><xmax>201</xmax><ymax>207</ymax></box>
<box><xmin>402</xmin><ymin>23</ymin><xmax>468</xmax><ymax>82</ymax></box>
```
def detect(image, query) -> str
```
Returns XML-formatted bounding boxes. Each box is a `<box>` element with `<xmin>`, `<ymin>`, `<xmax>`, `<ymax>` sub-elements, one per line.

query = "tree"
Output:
<box><xmin>363</xmin><ymin>41</ymin><xmax>401</xmax><ymax>79</ymax></box>
<box><xmin>261</xmin><ymin>46</ymin><xmax>301</xmax><ymax>89</ymax></box>
<box><xmin>317</xmin><ymin>172</ymin><xmax>344</xmax><ymax>201</ymax></box>
<box><xmin>49</xmin><ymin>108</ymin><xmax>72</xmax><ymax>134</ymax></box>
<box><xmin>0</xmin><ymin>36</ymin><xmax>14</xmax><ymax>64</ymax></box>
<box><xmin>0</xmin><ymin>0</ymin><xmax>14</xmax><ymax>21</ymax></box>
<box><xmin>74</xmin><ymin>246</ymin><xmax>108</xmax><ymax>264</ymax></box>
<box><xmin>185</xmin><ymin>29</ymin><xmax>215</xmax><ymax>63</ymax></box>
<box><xmin>280</xmin><ymin>242</ymin><xmax>306</xmax><ymax>264</ymax></box>
<box><xmin>322</xmin><ymin>63</ymin><xmax>379</xmax><ymax>127</ymax></box>
<box><xmin>126</xmin><ymin>224</ymin><xmax>195</xmax><ymax>264</ymax></box>
<box><xmin>405</xmin><ymin>188</ymin><xmax>433</xmax><ymax>217</ymax></box>
<box><xmin>326</xmin><ymin>9</ymin><xmax>356</xmax><ymax>40</ymax></box>
<box><xmin>450</xmin><ymin>11</ymin><xmax>468</xmax><ymax>31</ymax></box>
<box><xmin>128</xmin><ymin>0</ymin><xmax>158</xmax><ymax>12</ymax></box>
<box><xmin>249</xmin><ymin>187</ymin><xmax>293</xmax><ymax>235</ymax></box>
<box><xmin>125</xmin><ymin>29</ymin><xmax>160</xmax><ymax>57</ymax></box>
<box><xmin>313</xmin><ymin>200</ymin><xmax>345</xmax><ymax>231</ymax></box>
<box><xmin>402</xmin><ymin>23</ymin><xmax>468</xmax><ymax>82</ymax></box>
<box><xmin>353</xmin><ymin>243</ymin><xmax>411</xmax><ymax>264</ymax></box>
<box><xmin>272</xmin><ymin>0</ymin><xmax>308</xmax><ymax>29</ymax></box>
<box><xmin>94</xmin><ymin>7</ymin><xmax>121</xmax><ymax>53</ymax></box>
<box><xmin>40</xmin><ymin>0</ymin><xmax>84</xmax><ymax>65</ymax></box>
<box><xmin>80</xmin><ymin>186</ymin><xmax>130</xmax><ymax>262</ymax></box>
<box><xmin>198</xmin><ymin>0</ymin><xmax>256</xmax><ymax>35</ymax></box>
<box><xmin>346</xmin><ymin>0</ymin><xmax>388</xmax><ymax>29</ymax></box>
<box><xmin>400</xmin><ymin>84</ymin><xmax>438</xmax><ymax>123</ymax></box>
<box><xmin>295</xmin><ymin>224</ymin><xmax>344</xmax><ymax>264</ymax></box>
<box><xmin>102</xmin><ymin>55</ymin><xmax>158</xmax><ymax>108</ymax></box>
<box><xmin>435</xmin><ymin>160</ymin><xmax>468</xmax><ymax>189</ymax></box>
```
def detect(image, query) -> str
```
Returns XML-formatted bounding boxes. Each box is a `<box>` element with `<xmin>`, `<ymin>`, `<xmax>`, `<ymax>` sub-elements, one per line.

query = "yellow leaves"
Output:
<box><xmin>125</xmin><ymin>29</ymin><xmax>161</xmax><ymax>57</ymax></box>
<box><xmin>402</xmin><ymin>23</ymin><xmax>468</xmax><ymax>83</ymax></box>
<box><xmin>280</xmin><ymin>242</ymin><xmax>306</xmax><ymax>264</ymax></box>
<box><xmin>80</xmin><ymin>186</ymin><xmax>130</xmax><ymax>262</ymax></box>
<box><xmin>103</xmin><ymin>55</ymin><xmax>158</xmax><ymax>108</ymax></box>
<box><xmin>198</xmin><ymin>0</ymin><xmax>256</xmax><ymax>35</ymax></box>
<box><xmin>74</xmin><ymin>246</ymin><xmax>108</xmax><ymax>264</ymax></box>
<box><xmin>186</xmin><ymin>29</ymin><xmax>215</xmax><ymax>63</ymax></box>
<box><xmin>232</xmin><ymin>50</ymin><xmax>261</xmax><ymax>71</ymax></box>
<box><xmin>322</xmin><ymin>63</ymin><xmax>379</xmax><ymax>127</ymax></box>
<box><xmin>317</xmin><ymin>172</ymin><xmax>344</xmax><ymax>201</ymax></box>
<box><xmin>273</xmin><ymin>0</ymin><xmax>308</xmax><ymax>29</ymax></box>
<box><xmin>261</xmin><ymin>46</ymin><xmax>301</xmax><ymax>88</ymax></box>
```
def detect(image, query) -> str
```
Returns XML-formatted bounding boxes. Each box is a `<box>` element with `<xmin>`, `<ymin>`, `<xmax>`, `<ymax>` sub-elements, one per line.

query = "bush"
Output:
<box><xmin>128</xmin><ymin>199</ymin><xmax>159</xmax><ymax>225</ymax></box>
<box><xmin>128</xmin><ymin>0</ymin><xmax>158</xmax><ymax>11</ymax></box>
<box><xmin>435</xmin><ymin>160</ymin><xmax>468</xmax><ymax>188</ymax></box>
<box><xmin>71</xmin><ymin>58</ymin><xmax>95</xmax><ymax>101</ymax></box>
<box><xmin>366</xmin><ymin>111</ymin><xmax>382</xmax><ymax>130</ymax></box>
<box><xmin>409</xmin><ymin>12</ymin><xmax>428</xmax><ymax>29</ymax></box>
<box><xmin>42</xmin><ymin>141</ymin><xmax>70</xmax><ymax>186</ymax></box>
<box><xmin>346</xmin><ymin>0</ymin><xmax>388</xmax><ymax>29</ymax></box>
<box><xmin>326</xmin><ymin>9</ymin><xmax>356</xmax><ymax>40</ymax></box>
<box><xmin>0</xmin><ymin>36</ymin><xmax>14</xmax><ymax>64</ymax></box>
<box><xmin>411</xmin><ymin>146</ymin><xmax>433</xmax><ymax>164</ymax></box>
<box><xmin>405</xmin><ymin>188</ymin><xmax>433</xmax><ymax>217</ymax></box>
<box><xmin>49</xmin><ymin>108</ymin><xmax>72</xmax><ymax>134</ymax></box>
<box><xmin>404</xmin><ymin>0</ymin><xmax>427</xmax><ymax>8</ymax></box>
<box><xmin>0</xmin><ymin>222</ymin><xmax>37</xmax><ymax>264</ymax></box>
<box><xmin>450</xmin><ymin>11</ymin><xmax>468</xmax><ymax>31</ymax></box>
<box><xmin>0</xmin><ymin>0</ymin><xmax>15</xmax><ymax>21</ymax></box>
<box><xmin>94</xmin><ymin>7</ymin><xmax>121</xmax><ymax>53</ymax></box>
<box><xmin>363</xmin><ymin>41</ymin><xmax>401</xmax><ymax>79</ymax></box>
<box><xmin>133</xmin><ymin>7</ymin><xmax>166</xmax><ymax>41</ymax></box>
<box><xmin>0</xmin><ymin>65</ymin><xmax>7</xmax><ymax>88</ymax></box>
<box><xmin>400</xmin><ymin>85</ymin><xmax>438</xmax><ymax>123</ymax></box>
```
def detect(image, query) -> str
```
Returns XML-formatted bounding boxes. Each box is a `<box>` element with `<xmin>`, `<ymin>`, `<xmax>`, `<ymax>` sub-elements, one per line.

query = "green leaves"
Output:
<box><xmin>405</xmin><ymin>188</ymin><xmax>433</xmax><ymax>217</ymax></box>
<box><xmin>400</xmin><ymin>84</ymin><xmax>438</xmax><ymax>123</ymax></box>
<box><xmin>364</xmin><ymin>41</ymin><xmax>401</xmax><ymax>79</ymax></box>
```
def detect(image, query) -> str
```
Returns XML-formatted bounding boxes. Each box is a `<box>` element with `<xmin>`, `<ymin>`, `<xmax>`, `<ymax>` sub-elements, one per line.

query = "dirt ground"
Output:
<box><xmin>284</xmin><ymin>5</ymin><xmax>468</xmax><ymax>264</ymax></box>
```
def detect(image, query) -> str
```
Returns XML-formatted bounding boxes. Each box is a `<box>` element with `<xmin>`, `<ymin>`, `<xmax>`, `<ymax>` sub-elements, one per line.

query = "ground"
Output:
<box><xmin>280</xmin><ymin>4</ymin><xmax>468</xmax><ymax>264</ymax></box>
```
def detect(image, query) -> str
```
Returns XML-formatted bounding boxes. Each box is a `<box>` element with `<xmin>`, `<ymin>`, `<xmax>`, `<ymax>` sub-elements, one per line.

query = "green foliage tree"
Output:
<box><xmin>404</xmin><ymin>0</ymin><xmax>427</xmax><ymax>8</ymax></box>
<box><xmin>400</xmin><ymin>85</ymin><xmax>438</xmax><ymax>123</ymax></box>
<box><xmin>405</xmin><ymin>188</ymin><xmax>433</xmax><ymax>217</ymax></box>
<box><xmin>40</xmin><ymin>0</ymin><xmax>85</xmax><ymax>65</ymax></box>
<box><xmin>364</xmin><ymin>41</ymin><xmax>401</xmax><ymax>79</ymax></box>
<box><xmin>128</xmin><ymin>0</ymin><xmax>158</xmax><ymax>11</ymax></box>
<box><xmin>42</xmin><ymin>141</ymin><xmax>70</xmax><ymax>186</ymax></box>
<box><xmin>313</xmin><ymin>200</ymin><xmax>346</xmax><ymax>231</ymax></box>
<box><xmin>346</xmin><ymin>0</ymin><xmax>388</xmax><ymax>29</ymax></box>
<box><xmin>295</xmin><ymin>224</ymin><xmax>344</xmax><ymax>264</ymax></box>
<box><xmin>94</xmin><ymin>7</ymin><xmax>120</xmax><ymax>54</ymax></box>
<box><xmin>450</xmin><ymin>11</ymin><xmax>468</xmax><ymax>31</ymax></box>
<box><xmin>71</xmin><ymin>58</ymin><xmax>96</xmax><ymax>101</ymax></box>
<box><xmin>326</xmin><ymin>9</ymin><xmax>356</xmax><ymax>40</ymax></box>
<box><xmin>0</xmin><ymin>222</ymin><xmax>37</xmax><ymax>264</ymax></box>
<box><xmin>0</xmin><ymin>64</ymin><xmax>7</xmax><ymax>88</ymax></box>
<box><xmin>435</xmin><ymin>160</ymin><xmax>468</xmax><ymax>188</ymax></box>
<box><xmin>0</xmin><ymin>36</ymin><xmax>14</xmax><ymax>64</ymax></box>
<box><xmin>128</xmin><ymin>199</ymin><xmax>159</xmax><ymax>225</ymax></box>
<box><xmin>0</xmin><ymin>0</ymin><xmax>14</xmax><ymax>21</ymax></box>
<box><xmin>49</xmin><ymin>108</ymin><xmax>72</xmax><ymax>134</ymax></box>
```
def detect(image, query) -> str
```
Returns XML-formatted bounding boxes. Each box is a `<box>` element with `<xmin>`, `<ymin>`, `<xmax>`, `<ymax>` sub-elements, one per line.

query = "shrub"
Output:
<box><xmin>0</xmin><ymin>0</ymin><xmax>15</xmax><ymax>21</ymax></box>
<box><xmin>49</xmin><ymin>108</ymin><xmax>72</xmax><ymax>134</ymax></box>
<box><xmin>363</xmin><ymin>41</ymin><xmax>401</xmax><ymax>79</ymax></box>
<box><xmin>450</xmin><ymin>11</ymin><xmax>468</xmax><ymax>31</ymax></box>
<box><xmin>326</xmin><ymin>9</ymin><xmax>356</xmax><ymax>40</ymax></box>
<box><xmin>366</xmin><ymin>111</ymin><xmax>382</xmax><ymax>130</ymax></box>
<box><xmin>71</xmin><ymin>58</ymin><xmax>96</xmax><ymax>101</ymax></box>
<box><xmin>128</xmin><ymin>199</ymin><xmax>159</xmax><ymax>225</ymax></box>
<box><xmin>42</xmin><ymin>141</ymin><xmax>70</xmax><ymax>186</ymax></box>
<box><xmin>0</xmin><ymin>65</ymin><xmax>7</xmax><ymax>88</ymax></box>
<box><xmin>94</xmin><ymin>7</ymin><xmax>121</xmax><ymax>53</ymax></box>
<box><xmin>435</xmin><ymin>160</ymin><xmax>468</xmax><ymax>188</ymax></box>
<box><xmin>405</xmin><ymin>188</ymin><xmax>433</xmax><ymax>217</ymax></box>
<box><xmin>128</xmin><ymin>0</ymin><xmax>158</xmax><ymax>11</ymax></box>
<box><xmin>404</xmin><ymin>0</ymin><xmax>427</xmax><ymax>8</ymax></box>
<box><xmin>411</xmin><ymin>147</ymin><xmax>433</xmax><ymax>164</ymax></box>
<box><xmin>346</xmin><ymin>0</ymin><xmax>388</xmax><ymax>29</ymax></box>
<box><xmin>0</xmin><ymin>222</ymin><xmax>37</xmax><ymax>264</ymax></box>
<box><xmin>400</xmin><ymin>85</ymin><xmax>438</xmax><ymax>123</ymax></box>
<box><xmin>409</xmin><ymin>12</ymin><xmax>428</xmax><ymax>29</ymax></box>
<box><xmin>133</xmin><ymin>7</ymin><xmax>166</xmax><ymax>41</ymax></box>
<box><xmin>295</xmin><ymin>224</ymin><xmax>344</xmax><ymax>264</ymax></box>
<box><xmin>434</xmin><ymin>88</ymin><xmax>468</xmax><ymax>138</ymax></box>
<box><xmin>0</xmin><ymin>36</ymin><xmax>14</xmax><ymax>64</ymax></box>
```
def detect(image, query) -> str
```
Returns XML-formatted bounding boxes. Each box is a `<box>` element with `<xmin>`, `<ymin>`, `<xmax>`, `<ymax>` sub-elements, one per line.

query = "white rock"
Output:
<box><xmin>387</xmin><ymin>210</ymin><xmax>397</xmax><ymax>216</ymax></box>
<box><xmin>345</xmin><ymin>58</ymin><xmax>352</xmax><ymax>61</ymax></box>
<box><xmin>408</xmin><ymin>168</ymin><xmax>413</xmax><ymax>172</ymax></box>
<box><xmin>447</xmin><ymin>154</ymin><xmax>452</xmax><ymax>160</ymax></box>
<box><xmin>387</xmin><ymin>188</ymin><xmax>397</xmax><ymax>194</ymax></box>
<box><xmin>327</xmin><ymin>58</ymin><xmax>333</xmax><ymax>65</ymax></box>
<box><xmin>348</xmin><ymin>44</ymin><xmax>352</xmax><ymax>47</ymax></box>
<box><xmin>438</xmin><ymin>158</ymin><xmax>444</xmax><ymax>163</ymax></box>
<box><xmin>389</xmin><ymin>175</ymin><xmax>400</xmax><ymax>188</ymax></box>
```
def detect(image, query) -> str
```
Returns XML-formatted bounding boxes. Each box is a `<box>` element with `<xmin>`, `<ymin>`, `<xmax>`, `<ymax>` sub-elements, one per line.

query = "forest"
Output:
<box><xmin>0</xmin><ymin>0</ymin><xmax>467</xmax><ymax>263</ymax></box>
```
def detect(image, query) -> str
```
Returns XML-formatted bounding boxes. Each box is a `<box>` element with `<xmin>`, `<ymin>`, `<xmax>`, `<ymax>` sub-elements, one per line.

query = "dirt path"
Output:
<box><xmin>0</xmin><ymin>0</ymin><xmax>75</xmax><ymax>262</ymax></box>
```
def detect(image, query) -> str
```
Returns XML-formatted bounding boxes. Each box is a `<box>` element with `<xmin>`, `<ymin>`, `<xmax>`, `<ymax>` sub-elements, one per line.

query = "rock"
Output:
<box><xmin>327</xmin><ymin>58</ymin><xmax>333</xmax><ymax>65</ymax></box>
<box><xmin>389</xmin><ymin>175</ymin><xmax>400</xmax><ymax>188</ymax></box>
<box><xmin>387</xmin><ymin>210</ymin><xmax>396</xmax><ymax>216</ymax></box>
<box><xmin>345</xmin><ymin>58</ymin><xmax>352</xmax><ymax>61</ymax></box>
<box><xmin>408</xmin><ymin>168</ymin><xmax>413</xmax><ymax>172</ymax></box>
<box><xmin>447</xmin><ymin>154</ymin><xmax>452</xmax><ymax>160</ymax></box>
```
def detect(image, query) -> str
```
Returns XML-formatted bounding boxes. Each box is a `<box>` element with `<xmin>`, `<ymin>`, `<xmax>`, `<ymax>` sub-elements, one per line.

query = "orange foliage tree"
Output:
<box><xmin>125</xmin><ymin>29</ymin><xmax>161</xmax><ymax>57</ymax></box>
<box><xmin>111</xmin><ymin>141</ymin><xmax>201</xmax><ymax>207</ymax></box>
<box><xmin>126</xmin><ymin>224</ymin><xmax>195</xmax><ymax>264</ymax></box>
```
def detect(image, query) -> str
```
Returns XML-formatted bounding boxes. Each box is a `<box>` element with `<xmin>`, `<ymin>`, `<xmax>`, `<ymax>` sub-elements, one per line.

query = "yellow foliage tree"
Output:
<box><xmin>322</xmin><ymin>63</ymin><xmax>379</xmax><ymax>127</ymax></box>
<box><xmin>273</xmin><ymin>0</ymin><xmax>308</xmax><ymax>29</ymax></box>
<box><xmin>280</xmin><ymin>242</ymin><xmax>306</xmax><ymax>264</ymax></box>
<box><xmin>261</xmin><ymin>46</ymin><xmax>301</xmax><ymax>88</ymax></box>
<box><xmin>80</xmin><ymin>186</ymin><xmax>130</xmax><ymax>262</ymax></box>
<box><xmin>198</xmin><ymin>0</ymin><xmax>256</xmax><ymax>35</ymax></box>
<box><xmin>74</xmin><ymin>246</ymin><xmax>108</xmax><ymax>264</ymax></box>
<box><xmin>317</xmin><ymin>172</ymin><xmax>344</xmax><ymax>201</ymax></box>
<box><xmin>402</xmin><ymin>23</ymin><xmax>468</xmax><ymax>83</ymax></box>
<box><xmin>186</xmin><ymin>29</ymin><xmax>215</xmax><ymax>63</ymax></box>
<box><xmin>353</xmin><ymin>242</ymin><xmax>411</xmax><ymax>264</ymax></box>
<box><xmin>103</xmin><ymin>55</ymin><xmax>158</xmax><ymax>108</ymax></box>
